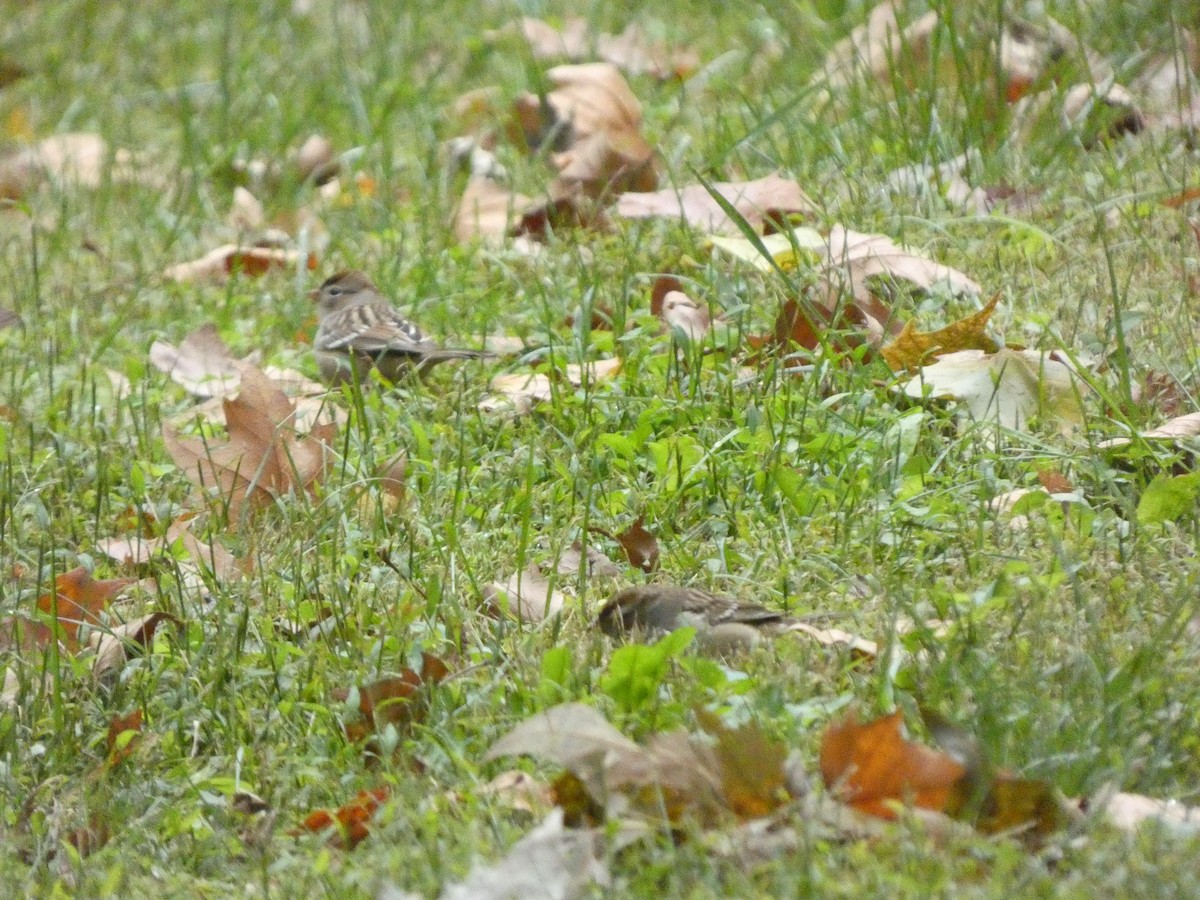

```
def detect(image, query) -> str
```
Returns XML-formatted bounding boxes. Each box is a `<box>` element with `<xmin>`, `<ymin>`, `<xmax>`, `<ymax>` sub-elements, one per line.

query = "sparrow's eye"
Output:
<box><xmin>326</xmin><ymin>286</ymin><xmax>342</xmax><ymax>296</ymax></box>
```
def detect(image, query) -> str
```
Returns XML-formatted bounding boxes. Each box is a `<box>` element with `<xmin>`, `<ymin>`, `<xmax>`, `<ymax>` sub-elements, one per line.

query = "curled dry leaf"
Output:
<box><xmin>489</xmin><ymin>17</ymin><xmax>698</xmax><ymax>80</ymax></box>
<box><xmin>162</xmin><ymin>366</ymin><xmax>336</xmax><ymax>520</ymax></box>
<box><xmin>334</xmin><ymin>653</ymin><xmax>450</xmax><ymax>744</ymax></box>
<box><xmin>294</xmin><ymin>786</ymin><xmax>390</xmax><ymax>850</ymax></box>
<box><xmin>163</xmin><ymin>244</ymin><xmax>316</xmax><ymax>284</ymax></box>
<box><xmin>781</xmin><ymin>622</ymin><xmax>878</xmax><ymax>659</ymax></box>
<box><xmin>615</xmin><ymin>515</ymin><xmax>659</xmax><ymax>573</ymax></box>
<box><xmin>0</xmin><ymin>566</ymin><xmax>135</xmax><ymax>653</ymax></box>
<box><xmin>885</xmin><ymin>153</ymin><xmax>991</xmax><ymax>215</ymax></box>
<box><xmin>902</xmin><ymin>348</ymin><xmax>1087</xmax><ymax>436</ymax></box>
<box><xmin>149</xmin><ymin>324</ymin><xmax>248</xmax><ymax>398</ymax></box>
<box><xmin>659</xmin><ymin>290</ymin><xmax>710</xmax><ymax>341</ymax></box>
<box><xmin>617</xmin><ymin>172</ymin><xmax>816</xmax><ymax>235</ymax></box>
<box><xmin>229</xmin><ymin>186</ymin><xmax>265</xmax><ymax>231</ymax></box>
<box><xmin>547</xmin><ymin>540</ymin><xmax>622</xmax><ymax>578</ymax></box>
<box><xmin>479</xmin><ymin>373</ymin><xmax>555</xmax><ymax>416</ymax></box>
<box><xmin>454</xmin><ymin>175</ymin><xmax>538</xmax><ymax>247</ymax></box>
<box><xmin>881</xmin><ymin>294</ymin><xmax>1002</xmax><ymax>372</ymax></box>
<box><xmin>0</xmin><ymin>133</ymin><xmax>153</xmax><ymax>199</ymax></box>
<box><xmin>1097</xmin><ymin>411</ymin><xmax>1200</xmax><ymax>449</ymax></box>
<box><xmin>484</xmin><ymin>565</ymin><xmax>569</xmax><ymax>623</ymax></box>
<box><xmin>440</xmin><ymin>809</ymin><xmax>609</xmax><ymax>900</ymax></box>
<box><xmin>1099</xmin><ymin>792</ymin><xmax>1200</xmax><ymax>836</ymax></box>
<box><xmin>1060</xmin><ymin>82</ymin><xmax>1145</xmax><ymax>143</ymax></box>
<box><xmin>820</xmin><ymin>710</ymin><xmax>966</xmax><ymax>819</ymax></box>
<box><xmin>819</xmin><ymin>0</ymin><xmax>938</xmax><ymax>89</ymax></box>
<box><xmin>515</xmin><ymin>63</ymin><xmax>658</xmax><ymax>197</ymax></box>
<box><xmin>90</xmin><ymin>611</ymin><xmax>182</xmax><ymax>679</ymax></box>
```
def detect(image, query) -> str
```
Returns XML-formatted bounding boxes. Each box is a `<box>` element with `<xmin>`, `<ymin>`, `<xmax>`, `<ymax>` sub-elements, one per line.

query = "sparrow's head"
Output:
<box><xmin>310</xmin><ymin>270</ymin><xmax>377</xmax><ymax>313</ymax></box>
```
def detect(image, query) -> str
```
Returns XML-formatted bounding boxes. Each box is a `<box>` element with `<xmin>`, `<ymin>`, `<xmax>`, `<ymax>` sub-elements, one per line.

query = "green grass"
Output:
<box><xmin>2</xmin><ymin>0</ymin><xmax>1200</xmax><ymax>895</ymax></box>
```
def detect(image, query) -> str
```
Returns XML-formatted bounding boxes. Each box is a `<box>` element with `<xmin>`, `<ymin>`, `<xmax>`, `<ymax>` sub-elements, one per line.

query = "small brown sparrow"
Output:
<box><xmin>311</xmin><ymin>270</ymin><xmax>492</xmax><ymax>385</ymax></box>
<box><xmin>596</xmin><ymin>585</ymin><xmax>796</xmax><ymax>655</ymax></box>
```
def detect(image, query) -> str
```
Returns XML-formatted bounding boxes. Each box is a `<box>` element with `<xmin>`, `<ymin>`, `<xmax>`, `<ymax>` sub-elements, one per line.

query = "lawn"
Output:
<box><xmin>2</xmin><ymin>0</ymin><xmax>1200</xmax><ymax>896</ymax></box>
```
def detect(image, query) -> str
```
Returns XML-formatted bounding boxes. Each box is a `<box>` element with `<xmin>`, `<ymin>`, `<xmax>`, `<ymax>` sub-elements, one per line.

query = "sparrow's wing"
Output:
<box><xmin>320</xmin><ymin>303</ymin><xmax>431</xmax><ymax>356</ymax></box>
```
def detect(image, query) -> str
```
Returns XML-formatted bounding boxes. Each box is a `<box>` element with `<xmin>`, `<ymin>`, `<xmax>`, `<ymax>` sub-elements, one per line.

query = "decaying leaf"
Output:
<box><xmin>162</xmin><ymin>366</ymin><xmax>336</xmax><ymax>519</ymax></box>
<box><xmin>334</xmin><ymin>653</ymin><xmax>449</xmax><ymax>745</ymax></box>
<box><xmin>485</xmin><ymin>703</ymin><xmax>797</xmax><ymax>829</ymax></box>
<box><xmin>547</xmin><ymin>540</ymin><xmax>622</xmax><ymax>578</ymax></box>
<box><xmin>90</xmin><ymin>611</ymin><xmax>182</xmax><ymax>678</ymax></box>
<box><xmin>781</xmin><ymin>622</ymin><xmax>879</xmax><ymax>659</ymax></box>
<box><xmin>615</xmin><ymin>516</ymin><xmax>659</xmax><ymax>573</ymax></box>
<box><xmin>820</xmin><ymin>710</ymin><xmax>966</xmax><ymax>819</ymax></box>
<box><xmin>903</xmin><ymin>348</ymin><xmax>1087</xmax><ymax>435</ymax></box>
<box><xmin>454</xmin><ymin>175</ymin><xmax>539</xmax><ymax>247</ymax></box>
<box><xmin>295</xmin><ymin>786</ymin><xmax>390</xmax><ymax>850</ymax></box>
<box><xmin>1096</xmin><ymin>411</ymin><xmax>1200</xmax><ymax>449</ymax></box>
<box><xmin>617</xmin><ymin>173</ymin><xmax>816</xmax><ymax>235</ymax></box>
<box><xmin>0</xmin><ymin>566</ymin><xmax>135</xmax><ymax>653</ymax></box>
<box><xmin>484</xmin><ymin>565</ymin><xmax>569</xmax><ymax>622</ymax></box>
<box><xmin>439</xmin><ymin>808</ymin><xmax>610</xmax><ymax>900</ymax></box>
<box><xmin>479</xmin><ymin>373</ymin><xmax>556</xmax><ymax>415</ymax></box>
<box><xmin>515</xmin><ymin>63</ymin><xmax>658</xmax><ymax>198</ymax></box>
<box><xmin>163</xmin><ymin>244</ymin><xmax>315</xmax><ymax>284</ymax></box>
<box><xmin>881</xmin><ymin>294</ymin><xmax>1002</xmax><ymax>371</ymax></box>
<box><xmin>149</xmin><ymin>324</ymin><xmax>250</xmax><ymax>398</ymax></box>
<box><xmin>105</xmin><ymin>708</ymin><xmax>144</xmax><ymax>767</ymax></box>
<box><xmin>819</xmin><ymin>0</ymin><xmax>938</xmax><ymax>89</ymax></box>
<box><xmin>96</xmin><ymin>515</ymin><xmax>243</xmax><ymax>590</ymax></box>
<box><xmin>0</xmin><ymin>132</ymin><xmax>153</xmax><ymax>199</ymax></box>
<box><xmin>656</xmin><ymin>288</ymin><xmax>710</xmax><ymax>342</ymax></box>
<box><xmin>488</xmin><ymin>17</ymin><xmax>698</xmax><ymax>80</ymax></box>
<box><xmin>1098</xmin><ymin>791</ymin><xmax>1200</xmax><ymax>836</ymax></box>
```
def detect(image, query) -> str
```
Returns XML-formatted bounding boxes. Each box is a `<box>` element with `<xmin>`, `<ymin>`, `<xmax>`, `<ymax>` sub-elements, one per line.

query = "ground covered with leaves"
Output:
<box><xmin>2</xmin><ymin>0</ymin><xmax>1200</xmax><ymax>896</ymax></box>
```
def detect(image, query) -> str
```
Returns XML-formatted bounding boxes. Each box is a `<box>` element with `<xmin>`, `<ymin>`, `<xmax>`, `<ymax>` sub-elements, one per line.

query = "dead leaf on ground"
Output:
<box><xmin>90</xmin><ymin>611</ymin><xmax>182</xmax><ymax>679</ymax></box>
<box><xmin>479</xmin><ymin>373</ymin><xmax>556</xmax><ymax>415</ymax></box>
<box><xmin>515</xmin><ymin>63</ymin><xmax>658</xmax><ymax>197</ymax></box>
<box><xmin>885</xmin><ymin>153</ymin><xmax>991</xmax><ymax>214</ymax></box>
<box><xmin>334</xmin><ymin>653</ymin><xmax>449</xmax><ymax>745</ymax></box>
<box><xmin>181</xmin><ymin>365</ymin><xmax>342</xmax><ymax>435</ymax></box>
<box><xmin>999</xmin><ymin>17</ymin><xmax>1084</xmax><ymax>102</ymax></box>
<box><xmin>546</xmin><ymin>540</ymin><xmax>622</xmax><ymax>578</ymax></box>
<box><xmin>616</xmin><ymin>173</ymin><xmax>816</xmax><ymax>235</ymax></box>
<box><xmin>820</xmin><ymin>710</ymin><xmax>966</xmax><ymax>819</ymax></box>
<box><xmin>149</xmin><ymin>324</ymin><xmax>251</xmax><ymax>398</ymax></box>
<box><xmin>294</xmin><ymin>786</ymin><xmax>390</xmax><ymax>850</ymax></box>
<box><xmin>489</xmin><ymin>17</ymin><xmax>698</xmax><ymax>80</ymax></box>
<box><xmin>483</xmin><ymin>565</ymin><xmax>569</xmax><ymax>622</ymax></box>
<box><xmin>0</xmin><ymin>566</ymin><xmax>135</xmax><ymax>653</ymax></box>
<box><xmin>881</xmin><ymin>294</ymin><xmax>1002</xmax><ymax>372</ymax></box>
<box><xmin>819</xmin><ymin>0</ymin><xmax>938</xmax><ymax>90</ymax></box>
<box><xmin>0</xmin><ymin>133</ymin><xmax>155</xmax><ymax>199</ymax></box>
<box><xmin>163</xmin><ymin>244</ymin><xmax>316</xmax><ymax>284</ymax></box>
<box><xmin>96</xmin><ymin>515</ymin><xmax>243</xmax><ymax>588</ymax></box>
<box><xmin>454</xmin><ymin>176</ymin><xmax>607</xmax><ymax>250</ymax></box>
<box><xmin>781</xmin><ymin>622</ymin><xmax>879</xmax><ymax>659</ymax></box>
<box><xmin>903</xmin><ymin>348</ymin><xmax>1087</xmax><ymax>436</ymax></box>
<box><xmin>162</xmin><ymin>366</ymin><xmax>336</xmax><ymax>520</ymax></box>
<box><xmin>438</xmin><ymin>809</ymin><xmax>610</xmax><ymax>900</ymax></box>
<box><xmin>229</xmin><ymin>186</ymin><xmax>266</xmax><ymax>231</ymax></box>
<box><xmin>1096</xmin><ymin>411</ymin><xmax>1200</xmax><ymax>449</ymax></box>
<box><xmin>614</xmin><ymin>515</ymin><xmax>659</xmax><ymax>573</ymax></box>
<box><xmin>657</xmin><ymin>289</ymin><xmax>710</xmax><ymax>342</ymax></box>
<box><xmin>1098</xmin><ymin>791</ymin><xmax>1200</xmax><ymax>835</ymax></box>
<box><xmin>105</xmin><ymin>709</ymin><xmax>144</xmax><ymax>767</ymax></box>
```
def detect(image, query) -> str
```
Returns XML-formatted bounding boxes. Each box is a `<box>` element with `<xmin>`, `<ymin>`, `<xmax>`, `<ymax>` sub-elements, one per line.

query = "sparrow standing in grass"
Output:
<box><xmin>597</xmin><ymin>584</ymin><xmax>798</xmax><ymax>655</ymax></box>
<box><xmin>311</xmin><ymin>270</ymin><xmax>492</xmax><ymax>385</ymax></box>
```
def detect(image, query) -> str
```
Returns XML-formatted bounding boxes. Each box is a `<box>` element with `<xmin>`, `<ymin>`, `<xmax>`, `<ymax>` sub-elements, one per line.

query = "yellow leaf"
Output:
<box><xmin>882</xmin><ymin>293</ymin><xmax>1001</xmax><ymax>372</ymax></box>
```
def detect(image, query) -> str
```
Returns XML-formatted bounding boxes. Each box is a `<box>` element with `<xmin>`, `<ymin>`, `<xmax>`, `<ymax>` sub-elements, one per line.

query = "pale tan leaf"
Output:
<box><xmin>483</xmin><ymin>565</ymin><xmax>569</xmax><ymax>623</ymax></box>
<box><xmin>616</xmin><ymin>172</ymin><xmax>816</xmax><ymax>235</ymax></box>
<box><xmin>163</xmin><ymin>244</ymin><xmax>311</xmax><ymax>284</ymax></box>
<box><xmin>454</xmin><ymin>176</ymin><xmax>537</xmax><ymax>246</ymax></box>
<box><xmin>659</xmin><ymin>290</ymin><xmax>710</xmax><ymax>341</ymax></box>
<box><xmin>149</xmin><ymin>324</ymin><xmax>245</xmax><ymax>398</ymax></box>
<box><xmin>484</xmin><ymin>702</ymin><xmax>640</xmax><ymax>769</ymax></box>
<box><xmin>1102</xmin><ymin>792</ymin><xmax>1200</xmax><ymax>835</ymax></box>
<box><xmin>89</xmin><ymin>611</ymin><xmax>181</xmax><ymax>678</ymax></box>
<box><xmin>229</xmin><ymin>187</ymin><xmax>265</xmax><ymax>231</ymax></box>
<box><xmin>782</xmin><ymin>622</ymin><xmax>878</xmax><ymax>658</ymax></box>
<box><xmin>479</xmin><ymin>373</ymin><xmax>555</xmax><ymax>415</ymax></box>
<box><xmin>820</xmin><ymin>1</ymin><xmax>938</xmax><ymax>88</ymax></box>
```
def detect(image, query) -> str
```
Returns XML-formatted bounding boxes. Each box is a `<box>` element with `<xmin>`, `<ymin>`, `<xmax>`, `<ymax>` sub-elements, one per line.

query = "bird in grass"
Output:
<box><xmin>596</xmin><ymin>584</ymin><xmax>798</xmax><ymax>655</ymax></box>
<box><xmin>312</xmin><ymin>269</ymin><xmax>492</xmax><ymax>385</ymax></box>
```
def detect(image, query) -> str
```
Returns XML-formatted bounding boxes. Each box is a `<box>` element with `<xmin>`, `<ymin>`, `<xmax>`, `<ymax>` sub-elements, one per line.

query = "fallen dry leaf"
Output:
<box><xmin>820</xmin><ymin>710</ymin><xmax>966</xmax><ymax>819</ymax></box>
<box><xmin>484</xmin><ymin>565</ymin><xmax>569</xmax><ymax>622</ymax></box>
<box><xmin>658</xmin><ymin>289</ymin><xmax>710</xmax><ymax>342</ymax></box>
<box><xmin>1096</xmin><ymin>411</ymin><xmax>1200</xmax><ymax>449</ymax></box>
<box><xmin>782</xmin><ymin>622</ymin><xmax>879</xmax><ymax>658</ymax></box>
<box><xmin>229</xmin><ymin>186</ymin><xmax>266</xmax><ymax>231</ymax></box>
<box><xmin>295</xmin><ymin>786</ymin><xmax>390</xmax><ymax>850</ymax></box>
<box><xmin>163</xmin><ymin>244</ymin><xmax>315</xmax><ymax>284</ymax></box>
<box><xmin>0</xmin><ymin>566</ymin><xmax>135</xmax><ymax>653</ymax></box>
<box><xmin>439</xmin><ymin>809</ymin><xmax>610</xmax><ymax>900</ymax></box>
<box><xmin>616</xmin><ymin>173</ymin><xmax>816</xmax><ymax>235</ymax></box>
<box><xmin>489</xmin><ymin>17</ymin><xmax>698</xmax><ymax>80</ymax></box>
<box><xmin>90</xmin><ymin>611</ymin><xmax>182</xmax><ymax>679</ymax></box>
<box><xmin>1099</xmin><ymin>791</ymin><xmax>1200</xmax><ymax>836</ymax></box>
<box><xmin>881</xmin><ymin>294</ymin><xmax>1002</xmax><ymax>372</ymax></box>
<box><xmin>615</xmin><ymin>516</ymin><xmax>659</xmax><ymax>573</ymax></box>
<box><xmin>903</xmin><ymin>348</ymin><xmax>1088</xmax><ymax>435</ymax></box>
<box><xmin>335</xmin><ymin>653</ymin><xmax>449</xmax><ymax>745</ymax></box>
<box><xmin>149</xmin><ymin>324</ymin><xmax>249</xmax><ymax>398</ymax></box>
<box><xmin>819</xmin><ymin>0</ymin><xmax>938</xmax><ymax>90</ymax></box>
<box><xmin>105</xmin><ymin>708</ymin><xmax>144</xmax><ymax>767</ymax></box>
<box><xmin>162</xmin><ymin>366</ymin><xmax>336</xmax><ymax>520</ymax></box>
<box><xmin>547</xmin><ymin>541</ymin><xmax>622</xmax><ymax>578</ymax></box>
<box><xmin>0</xmin><ymin>133</ymin><xmax>152</xmax><ymax>199</ymax></box>
<box><xmin>454</xmin><ymin>175</ymin><xmax>538</xmax><ymax>247</ymax></box>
